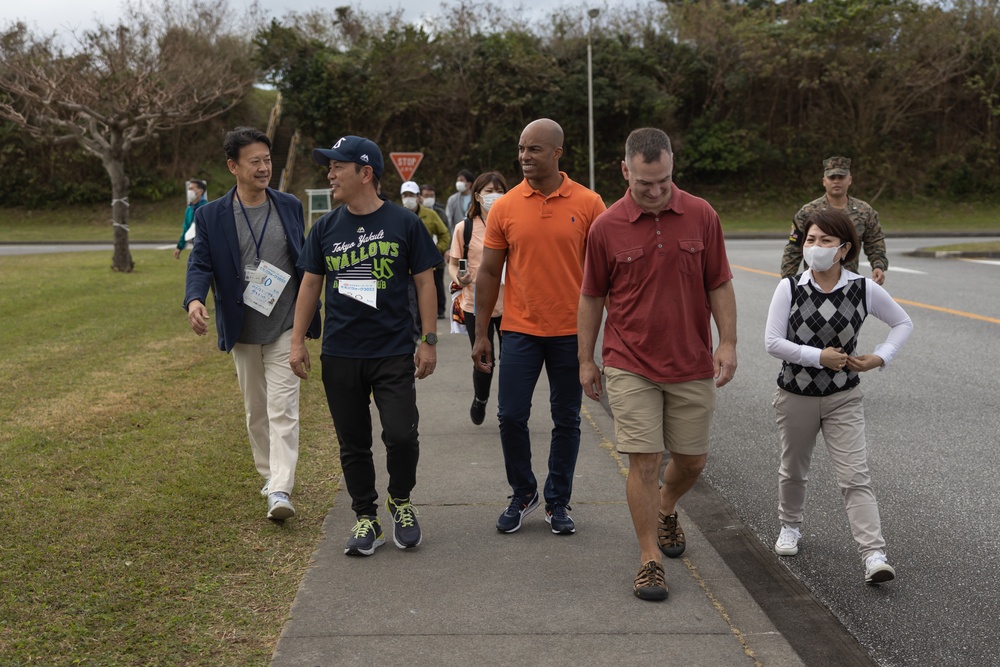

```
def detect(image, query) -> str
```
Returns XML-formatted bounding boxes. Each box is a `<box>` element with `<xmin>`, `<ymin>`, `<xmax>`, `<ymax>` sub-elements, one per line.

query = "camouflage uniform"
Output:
<box><xmin>780</xmin><ymin>157</ymin><xmax>888</xmax><ymax>278</ymax></box>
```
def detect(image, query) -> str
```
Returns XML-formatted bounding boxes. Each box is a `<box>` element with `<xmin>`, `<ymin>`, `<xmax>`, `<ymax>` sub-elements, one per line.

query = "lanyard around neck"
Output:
<box><xmin>235</xmin><ymin>190</ymin><xmax>272</xmax><ymax>262</ymax></box>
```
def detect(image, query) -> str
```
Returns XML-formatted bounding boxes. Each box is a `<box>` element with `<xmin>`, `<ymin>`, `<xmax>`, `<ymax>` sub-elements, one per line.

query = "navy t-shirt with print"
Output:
<box><xmin>299</xmin><ymin>200</ymin><xmax>441</xmax><ymax>358</ymax></box>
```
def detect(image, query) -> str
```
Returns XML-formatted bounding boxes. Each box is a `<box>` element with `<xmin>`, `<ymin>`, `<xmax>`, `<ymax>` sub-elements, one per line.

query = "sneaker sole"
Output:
<box><xmin>634</xmin><ymin>586</ymin><xmax>669</xmax><ymax>601</ymax></box>
<box><xmin>544</xmin><ymin>514</ymin><xmax>576</xmax><ymax>535</ymax></box>
<box><xmin>775</xmin><ymin>544</ymin><xmax>799</xmax><ymax>556</ymax></box>
<box><xmin>496</xmin><ymin>499</ymin><xmax>540</xmax><ymax>533</ymax></box>
<box><xmin>392</xmin><ymin>530</ymin><xmax>422</xmax><ymax>549</ymax></box>
<box><xmin>658</xmin><ymin>543</ymin><xmax>685</xmax><ymax>558</ymax></box>
<box><xmin>866</xmin><ymin>565</ymin><xmax>896</xmax><ymax>584</ymax></box>
<box><xmin>267</xmin><ymin>504</ymin><xmax>296</xmax><ymax>521</ymax></box>
<box><xmin>345</xmin><ymin>537</ymin><xmax>385</xmax><ymax>557</ymax></box>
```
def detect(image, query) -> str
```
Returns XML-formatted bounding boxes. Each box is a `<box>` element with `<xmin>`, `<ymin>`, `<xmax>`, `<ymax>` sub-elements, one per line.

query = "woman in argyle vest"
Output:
<box><xmin>764</xmin><ymin>209</ymin><xmax>913</xmax><ymax>585</ymax></box>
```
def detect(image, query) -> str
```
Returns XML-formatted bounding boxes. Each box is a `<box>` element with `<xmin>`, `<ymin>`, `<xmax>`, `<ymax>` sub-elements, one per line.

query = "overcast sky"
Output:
<box><xmin>9</xmin><ymin>0</ymin><xmax>592</xmax><ymax>35</ymax></box>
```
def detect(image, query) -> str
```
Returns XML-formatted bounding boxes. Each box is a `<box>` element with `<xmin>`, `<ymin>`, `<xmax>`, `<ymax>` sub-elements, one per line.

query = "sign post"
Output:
<box><xmin>389</xmin><ymin>152</ymin><xmax>424</xmax><ymax>182</ymax></box>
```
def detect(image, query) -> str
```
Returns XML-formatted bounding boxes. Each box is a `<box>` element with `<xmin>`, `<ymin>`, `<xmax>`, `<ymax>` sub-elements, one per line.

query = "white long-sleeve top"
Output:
<box><xmin>765</xmin><ymin>269</ymin><xmax>913</xmax><ymax>369</ymax></box>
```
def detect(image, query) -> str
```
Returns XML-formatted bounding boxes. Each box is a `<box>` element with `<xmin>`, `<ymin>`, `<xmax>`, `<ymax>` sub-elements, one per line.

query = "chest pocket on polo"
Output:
<box><xmin>678</xmin><ymin>239</ymin><xmax>704</xmax><ymax>276</ymax></box>
<box><xmin>614</xmin><ymin>247</ymin><xmax>645</xmax><ymax>271</ymax></box>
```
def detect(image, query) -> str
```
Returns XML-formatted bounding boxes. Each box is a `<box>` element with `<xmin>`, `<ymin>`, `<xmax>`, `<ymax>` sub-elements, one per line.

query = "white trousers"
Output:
<box><xmin>231</xmin><ymin>329</ymin><xmax>300</xmax><ymax>495</ymax></box>
<box><xmin>773</xmin><ymin>385</ymin><xmax>886</xmax><ymax>562</ymax></box>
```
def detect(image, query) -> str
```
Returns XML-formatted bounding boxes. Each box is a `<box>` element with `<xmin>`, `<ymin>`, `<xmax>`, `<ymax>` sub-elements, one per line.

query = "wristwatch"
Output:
<box><xmin>421</xmin><ymin>332</ymin><xmax>438</xmax><ymax>345</ymax></box>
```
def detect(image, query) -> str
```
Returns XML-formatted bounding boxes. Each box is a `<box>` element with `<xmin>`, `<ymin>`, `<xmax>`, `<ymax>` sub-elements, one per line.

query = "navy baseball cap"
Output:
<box><xmin>312</xmin><ymin>135</ymin><xmax>384</xmax><ymax>180</ymax></box>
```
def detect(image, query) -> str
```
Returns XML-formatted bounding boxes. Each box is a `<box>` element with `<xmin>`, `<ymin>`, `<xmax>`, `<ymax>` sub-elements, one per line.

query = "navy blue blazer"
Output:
<box><xmin>183</xmin><ymin>186</ymin><xmax>321</xmax><ymax>352</ymax></box>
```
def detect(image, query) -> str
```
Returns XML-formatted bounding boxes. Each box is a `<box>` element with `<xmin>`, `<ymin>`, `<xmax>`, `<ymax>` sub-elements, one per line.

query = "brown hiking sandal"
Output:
<box><xmin>658</xmin><ymin>512</ymin><xmax>686</xmax><ymax>558</ymax></box>
<box><xmin>633</xmin><ymin>560</ymin><xmax>668</xmax><ymax>601</ymax></box>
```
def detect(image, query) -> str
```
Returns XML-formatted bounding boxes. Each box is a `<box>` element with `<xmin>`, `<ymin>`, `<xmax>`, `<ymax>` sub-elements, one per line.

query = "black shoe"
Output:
<box><xmin>545</xmin><ymin>504</ymin><xmax>576</xmax><ymax>535</ymax></box>
<box><xmin>496</xmin><ymin>491</ymin><xmax>539</xmax><ymax>533</ymax></box>
<box><xmin>470</xmin><ymin>398</ymin><xmax>487</xmax><ymax>425</ymax></box>
<box><xmin>345</xmin><ymin>516</ymin><xmax>385</xmax><ymax>556</ymax></box>
<box><xmin>386</xmin><ymin>496</ymin><xmax>422</xmax><ymax>549</ymax></box>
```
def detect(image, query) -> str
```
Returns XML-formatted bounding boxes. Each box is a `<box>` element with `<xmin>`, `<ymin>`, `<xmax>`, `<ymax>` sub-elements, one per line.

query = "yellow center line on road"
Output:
<box><xmin>731</xmin><ymin>265</ymin><xmax>1000</xmax><ymax>325</ymax></box>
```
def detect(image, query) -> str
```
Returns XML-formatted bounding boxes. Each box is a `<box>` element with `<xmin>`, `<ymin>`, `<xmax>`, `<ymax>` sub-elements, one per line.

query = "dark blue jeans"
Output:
<box><xmin>497</xmin><ymin>332</ymin><xmax>582</xmax><ymax>508</ymax></box>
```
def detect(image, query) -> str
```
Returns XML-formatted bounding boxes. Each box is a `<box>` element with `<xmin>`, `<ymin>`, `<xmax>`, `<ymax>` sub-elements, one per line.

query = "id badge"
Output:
<box><xmin>245</xmin><ymin>261</ymin><xmax>263</xmax><ymax>284</ymax></box>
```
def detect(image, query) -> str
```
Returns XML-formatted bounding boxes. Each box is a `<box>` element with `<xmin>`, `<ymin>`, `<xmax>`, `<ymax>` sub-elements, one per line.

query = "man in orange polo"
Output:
<box><xmin>472</xmin><ymin>118</ymin><xmax>606</xmax><ymax>535</ymax></box>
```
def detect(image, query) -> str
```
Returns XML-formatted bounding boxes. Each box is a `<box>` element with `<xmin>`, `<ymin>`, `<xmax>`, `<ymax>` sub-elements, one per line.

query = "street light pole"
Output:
<box><xmin>587</xmin><ymin>8</ymin><xmax>599</xmax><ymax>192</ymax></box>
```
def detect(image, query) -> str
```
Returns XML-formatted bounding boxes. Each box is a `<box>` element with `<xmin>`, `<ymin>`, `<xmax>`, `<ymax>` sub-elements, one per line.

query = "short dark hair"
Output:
<box><xmin>353</xmin><ymin>162</ymin><xmax>380</xmax><ymax>189</ymax></box>
<box><xmin>803</xmin><ymin>209</ymin><xmax>860</xmax><ymax>265</ymax></box>
<box><xmin>625</xmin><ymin>128</ymin><xmax>673</xmax><ymax>164</ymax></box>
<box><xmin>467</xmin><ymin>171</ymin><xmax>508</xmax><ymax>220</ymax></box>
<box><xmin>190</xmin><ymin>179</ymin><xmax>207</xmax><ymax>193</ymax></box>
<box><xmin>457</xmin><ymin>169</ymin><xmax>475</xmax><ymax>183</ymax></box>
<box><xmin>223</xmin><ymin>127</ymin><xmax>271</xmax><ymax>162</ymax></box>
<box><xmin>420</xmin><ymin>184</ymin><xmax>435</xmax><ymax>194</ymax></box>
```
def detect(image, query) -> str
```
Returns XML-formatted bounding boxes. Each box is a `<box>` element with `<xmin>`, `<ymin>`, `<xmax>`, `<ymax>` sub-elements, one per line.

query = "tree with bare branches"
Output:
<box><xmin>0</xmin><ymin>1</ymin><xmax>258</xmax><ymax>271</ymax></box>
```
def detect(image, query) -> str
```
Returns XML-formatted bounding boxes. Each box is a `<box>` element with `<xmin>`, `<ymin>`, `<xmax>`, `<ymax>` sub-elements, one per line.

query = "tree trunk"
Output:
<box><xmin>104</xmin><ymin>156</ymin><xmax>134</xmax><ymax>273</ymax></box>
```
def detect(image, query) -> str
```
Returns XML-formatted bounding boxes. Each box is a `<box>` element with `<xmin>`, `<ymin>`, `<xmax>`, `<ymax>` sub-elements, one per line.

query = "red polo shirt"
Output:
<box><xmin>581</xmin><ymin>186</ymin><xmax>733</xmax><ymax>383</ymax></box>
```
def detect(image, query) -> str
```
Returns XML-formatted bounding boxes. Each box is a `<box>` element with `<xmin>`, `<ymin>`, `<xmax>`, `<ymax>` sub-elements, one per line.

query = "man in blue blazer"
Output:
<box><xmin>184</xmin><ymin>126</ymin><xmax>320</xmax><ymax>522</ymax></box>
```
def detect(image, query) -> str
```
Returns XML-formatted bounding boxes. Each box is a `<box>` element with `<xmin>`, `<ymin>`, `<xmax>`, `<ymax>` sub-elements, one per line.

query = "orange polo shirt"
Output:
<box><xmin>483</xmin><ymin>173</ymin><xmax>606</xmax><ymax>336</ymax></box>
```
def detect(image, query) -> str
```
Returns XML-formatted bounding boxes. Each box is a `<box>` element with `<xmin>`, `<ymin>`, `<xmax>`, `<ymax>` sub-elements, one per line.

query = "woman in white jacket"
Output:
<box><xmin>764</xmin><ymin>208</ymin><xmax>912</xmax><ymax>584</ymax></box>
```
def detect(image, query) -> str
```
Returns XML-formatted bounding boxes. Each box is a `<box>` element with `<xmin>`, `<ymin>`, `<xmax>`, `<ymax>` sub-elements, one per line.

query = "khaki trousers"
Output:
<box><xmin>231</xmin><ymin>329</ymin><xmax>300</xmax><ymax>495</ymax></box>
<box><xmin>773</xmin><ymin>385</ymin><xmax>885</xmax><ymax>562</ymax></box>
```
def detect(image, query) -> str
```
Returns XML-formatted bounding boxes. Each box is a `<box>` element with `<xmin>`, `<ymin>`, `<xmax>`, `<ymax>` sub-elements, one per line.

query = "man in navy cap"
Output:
<box><xmin>290</xmin><ymin>135</ymin><xmax>442</xmax><ymax>556</ymax></box>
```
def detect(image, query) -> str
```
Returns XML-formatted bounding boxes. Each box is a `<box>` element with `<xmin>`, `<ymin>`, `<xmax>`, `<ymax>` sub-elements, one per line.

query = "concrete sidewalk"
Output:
<box><xmin>270</xmin><ymin>331</ymin><xmax>805</xmax><ymax>667</ymax></box>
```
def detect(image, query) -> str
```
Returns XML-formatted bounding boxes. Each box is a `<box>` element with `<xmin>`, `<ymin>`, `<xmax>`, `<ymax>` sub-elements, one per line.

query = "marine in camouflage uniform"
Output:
<box><xmin>780</xmin><ymin>157</ymin><xmax>888</xmax><ymax>283</ymax></box>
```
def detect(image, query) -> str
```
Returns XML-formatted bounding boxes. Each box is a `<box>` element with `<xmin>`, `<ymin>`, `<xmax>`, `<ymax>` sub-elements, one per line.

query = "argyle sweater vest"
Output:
<box><xmin>777</xmin><ymin>276</ymin><xmax>867</xmax><ymax>397</ymax></box>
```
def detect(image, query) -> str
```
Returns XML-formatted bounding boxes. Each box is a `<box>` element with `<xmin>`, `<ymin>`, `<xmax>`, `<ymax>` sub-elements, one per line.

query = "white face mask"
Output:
<box><xmin>402</xmin><ymin>196</ymin><xmax>418</xmax><ymax>211</ymax></box>
<box><xmin>455</xmin><ymin>180</ymin><xmax>468</xmax><ymax>193</ymax></box>
<box><xmin>480</xmin><ymin>192</ymin><xmax>503</xmax><ymax>214</ymax></box>
<box><xmin>803</xmin><ymin>243</ymin><xmax>844</xmax><ymax>272</ymax></box>
<box><xmin>422</xmin><ymin>196</ymin><xmax>435</xmax><ymax>208</ymax></box>
<box><xmin>186</xmin><ymin>189</ymin><xmax>197</xmax><ymax>204</ymax></box>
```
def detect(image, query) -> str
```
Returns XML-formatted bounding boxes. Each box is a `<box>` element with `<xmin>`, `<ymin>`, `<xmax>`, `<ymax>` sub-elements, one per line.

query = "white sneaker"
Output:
<box><xmin>260</xmin><ymin>480</ymin><xmax>270</xmax><ymax>497</ymax></box>
<box><xmin>865</xmin><ymin>552</ymin><xmax>896</xmax><ymax>584</ymax></box>
<box><xmin>267</xmin><ymin>492</ymin><xmax>296</xmax><ymax>521</ymax></box>
<box><xmin>774</xmin><ymin>525</ymin><xmax>801</xmax><ymax>556</ymax></box>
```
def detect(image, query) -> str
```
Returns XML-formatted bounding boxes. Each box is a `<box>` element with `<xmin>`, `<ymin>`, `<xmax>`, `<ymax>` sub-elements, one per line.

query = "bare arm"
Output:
<box><xmin>412</xmin><ymin>268</ymin><xmax>438</xmax><ymax>379</ymax></box>
<box><xmin>708</xmin><ymin>280</ymin><xmax>738</xmax><ymax>388</ymax></box>
<box><xmin>471</xmin><ymin>247</ymin><xmax>506</xmax><ymax>372</ymax></box>
<box><xmin>289</xmin><ymin>272</ymin><xmax>324</xmax><ymax>379</ymax></box>
<box><xmin>577</xmin><ymin>294</ymin><xmax>606</xmax><ymax>400</ymax></box>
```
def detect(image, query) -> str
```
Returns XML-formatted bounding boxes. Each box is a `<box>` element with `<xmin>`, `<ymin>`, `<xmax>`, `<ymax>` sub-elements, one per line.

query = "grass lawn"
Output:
<box><xmin>1</xmin><ymin>193</ymin><xmax>999</xmax><ymax>243</ymax></box>
<box><xmin>0</xmin><ymin>250</ymin><xmax>340</xmax><ymax>666</ymax></box>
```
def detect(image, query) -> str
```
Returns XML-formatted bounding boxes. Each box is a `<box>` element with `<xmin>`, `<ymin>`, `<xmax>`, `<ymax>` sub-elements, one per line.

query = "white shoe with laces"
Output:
<box><xmin>267</xmin><ymin>491</ymin><xmax>296</xmax><ymax>521</ymax></box>
<box><xmin>865</xmin><ymin>552</ymin><xmax>896</xmax><ymax>584</ymax></box>
<box><xmin>774</xmin><ymin>525</ymin><xmax>801</xmax><ymax>556</ymax></box>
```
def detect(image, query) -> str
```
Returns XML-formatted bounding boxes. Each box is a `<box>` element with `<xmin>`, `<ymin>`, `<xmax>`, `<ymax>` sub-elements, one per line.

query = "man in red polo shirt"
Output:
<box><xmin>578</xmin><ymin>127</ymin><xmax>737</xmax><ymax>602</ymax></box>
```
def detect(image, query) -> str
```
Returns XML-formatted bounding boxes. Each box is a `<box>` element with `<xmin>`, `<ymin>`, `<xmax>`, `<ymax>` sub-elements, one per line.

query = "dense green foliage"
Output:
<box><xmin>5</xmin><ymin>0</ymin><xmax>1000</xmax><ymax>207</ymax></box>
<box><xmin>255</xmin><ymin>0</ymin><xmax>1000</xmax><ymax>201</ymax></box>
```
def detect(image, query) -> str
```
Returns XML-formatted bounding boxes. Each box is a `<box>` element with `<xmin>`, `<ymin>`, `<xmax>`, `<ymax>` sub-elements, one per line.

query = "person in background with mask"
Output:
<box><xmin>174</xmin><ymin>179</ymin><xmax>208</xmax><ymax>259</ymax></box>
<box><xmin>765</xmin><ymin>208</ymin><xmax>912</xmax><ymax>585</ymax></box>
<box><xmin>420</xmin><ymin>183</ymin><xmax>449</xmax><ymax>229</ymax></box>
<box><xmin>445</xmin><ymin>169</ymin><xmax>476</xmax><ymax>231</ymax></box>
<box><xmin>402</xmin><ymin>181</ymin><xmax>450</xmax><ymax>321</ymax></box>
<box><xmin>448</xmin><ymin>171</ymin><xmax>508</xmax><ymax>425</ymax></box>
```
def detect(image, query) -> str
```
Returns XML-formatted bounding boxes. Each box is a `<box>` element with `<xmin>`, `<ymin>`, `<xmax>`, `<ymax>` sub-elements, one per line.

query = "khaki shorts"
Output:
<box><xmin>605</xmin><ymin>367</ymin><xmax>716</xmax><ymax>456</ymax></box>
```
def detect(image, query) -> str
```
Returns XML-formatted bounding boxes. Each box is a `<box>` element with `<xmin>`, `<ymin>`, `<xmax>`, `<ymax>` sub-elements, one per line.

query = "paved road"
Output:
<box><xmin>705</xmin><ymin>237</ymin><xmax>1000</xmax><ymax>666</ymax></box>
<box><xmin>0</xmin><ymin>243</ymin><xmax>170</xmax><ymax>255</ymax></box>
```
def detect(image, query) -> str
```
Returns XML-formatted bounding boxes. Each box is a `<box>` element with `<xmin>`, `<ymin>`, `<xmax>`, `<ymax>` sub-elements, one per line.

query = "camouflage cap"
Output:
<box><xmin>823</xmin><ymin>156</ymin><xmax>851</xmax><ymax>177</ymax></box>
